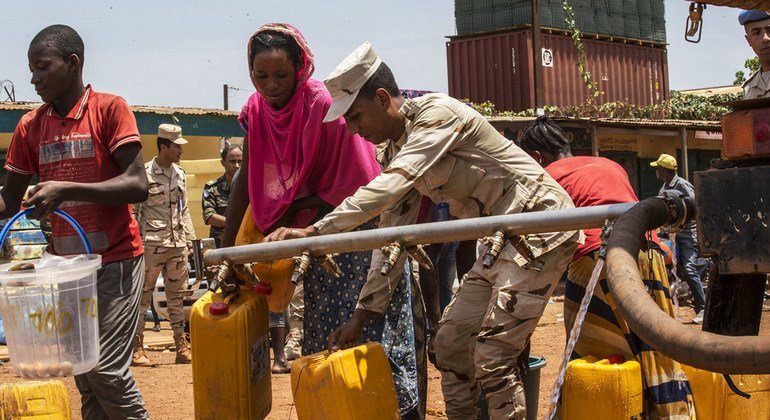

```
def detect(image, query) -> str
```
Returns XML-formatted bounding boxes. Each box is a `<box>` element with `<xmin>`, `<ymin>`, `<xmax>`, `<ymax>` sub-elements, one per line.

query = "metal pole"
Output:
<box><xmin>531</xmin><ymin>0</ymin><xmax>544</xmax><ymax>112</ymax></box>
<box><xmin>680</xmin><ymin>127</ymin><xmax>689</xmax><ymax>180</ymax></box>
<box><xmin>204</xmin><ymin>203</ymin><xmax>635</xmax><ymax>266</ymax></box>
<box><xmin>223</xmin><ymin>84</ymin><xmax>229</xmax><ymax>110</ymax></box>
<box><xmin>591</xmin><ymin>124</ymin><xmax>599</xmax><ymax>157</ymax></box>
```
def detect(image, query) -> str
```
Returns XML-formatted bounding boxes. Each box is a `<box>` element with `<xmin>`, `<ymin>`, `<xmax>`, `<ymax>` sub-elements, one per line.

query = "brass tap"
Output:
<box><xmin>407</xmin><ymin>245</ymin><xmax>434</xmax><ymax>271</ymax></box>
<box><xmin>482</xmin><ymin>231</ymin><xmax>507</xmax><ymax>269</ymax></box>
<box><xmin>292</xmin><ymin>251</ymin><xmax>312</xmax><ymax>284</ymax></box>
<box><xmin>380</xmin><ymin>242</ymin><xmax>404</xmax><ymax>276</ymax></box>
<box><xmin>317</xmin><ymin>254</ymin><xmax>342</xmax><ymax>278</ymax></box>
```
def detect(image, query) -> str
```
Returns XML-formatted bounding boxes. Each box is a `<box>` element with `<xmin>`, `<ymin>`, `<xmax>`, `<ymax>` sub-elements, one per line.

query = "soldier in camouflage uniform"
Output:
<box><xmin>266</xmin><ymin>43</ymin><xmax>580</xmax><ymax>419</ymax></box>
<box><xmin>202</xmin><ymin>144</ymin><xmax>242</xmax><ymax>248</ymax></box>
<box><xmin>132</xmin><ymin>124</ymin><xmax>196</xmax><ymax>365</ymax></box>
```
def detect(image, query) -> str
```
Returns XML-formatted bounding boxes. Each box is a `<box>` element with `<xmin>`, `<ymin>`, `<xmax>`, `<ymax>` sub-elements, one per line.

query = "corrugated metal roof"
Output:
<box><xmin>587</xmin><ymin>118</ymin><xmax>721</xmax><ymax>130</ymax></box>
<box><xmin>0</xmin><ymin>103</ymin><xmax>722</xmax><ymax>130</ymax></box>
<box><xmin>488</xmin><ymin>116</ymin><xmax>721</xmax><ymax>131</ymax></box>
<box><xmin>0</xmin><ymin>102</ymin><xmax>237</xmax><ymax>116</ymax></box>
<box><xmin>679</xmin><ymin>85</ymin><xmax>742</xmax><ymax>97</ymax></box>
<box><xmin>693</xmin><ymin>0</ymin><xmax>770</xmax><ymax>9</ymax></box>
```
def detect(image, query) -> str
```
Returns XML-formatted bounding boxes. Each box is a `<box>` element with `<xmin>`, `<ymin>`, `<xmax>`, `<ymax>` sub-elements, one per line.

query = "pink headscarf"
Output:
<box><xmin>239</xmin><ymin>23</ymin><xmax>380</xmax><ymax>232</ymax></box>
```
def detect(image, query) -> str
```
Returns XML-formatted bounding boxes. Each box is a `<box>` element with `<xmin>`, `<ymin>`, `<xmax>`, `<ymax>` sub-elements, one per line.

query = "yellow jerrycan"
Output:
<box><xmin>562</xmin><ymin>356</ymin><xmax>643</xmax><ymax>419</ymax></box>
<box><xmin>291</xmin><ymin>342</ymin><xmax>400</xmax><ymax>420</ymax></box>
<box><xmin>682</xmin><ymin>365</ymin><xmax>770</xmax><ymax>419</ymax></box>
<box><xmin>191</xmin><ymin>289</ymin><xmax>271</xmax><ymax>419</ymax></box>
<box><xmin>234</xmin><ymin>204</ymin><xmax>295</xmax><ymax>312</ymax></box>
<box><xmin>0</xmin><ymin>380</ymin><xmax>71</xmax><ymax>419</ymax></box>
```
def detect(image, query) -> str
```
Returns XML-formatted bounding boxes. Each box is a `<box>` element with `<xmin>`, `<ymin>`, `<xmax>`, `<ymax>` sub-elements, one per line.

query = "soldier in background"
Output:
<box><xmin>741</xmin><ymin>10</ymin><xmax>770</xmax><ymax>99</ymax></box>
<box><xmin>202</xmin><ymin>144</ymin><xmax>242</xmax><ymax>248</ymax></box>
<box><xmin>132</xmin><ymin>124</ymin><xmax>196</xmax><ymax>365</ymax></box>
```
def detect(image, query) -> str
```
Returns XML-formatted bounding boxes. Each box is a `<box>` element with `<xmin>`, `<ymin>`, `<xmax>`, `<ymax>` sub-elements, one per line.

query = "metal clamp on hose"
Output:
<box><xmin>658</xmin><ymin>192</ymin><xmax>691</xmax><ymax>233</ymax></box>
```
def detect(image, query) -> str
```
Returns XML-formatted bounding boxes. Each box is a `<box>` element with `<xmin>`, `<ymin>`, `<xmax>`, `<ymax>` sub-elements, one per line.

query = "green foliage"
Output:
<box><xmin>735</xmin><ymin>71</ymin><xmax>747</xmax><ymax>85</ymax></box>
<box><xmin>463</xmin><ymin>90</ymin><xmax>742</xmax><ymax>121</ymax></box>
<box><xmin>735</xmin><ymin>56</ymin><xmax>760</xmax><ymax>85</ymax></box>
<box><xmin>562</xmin><ymin>0</ymin><xmax>600</xmax><ymax>101</ymax></box>
<box><xmin>746</xmin><ymin>56</ymin><xmax>761</xmax><ymax>74</ymax></box>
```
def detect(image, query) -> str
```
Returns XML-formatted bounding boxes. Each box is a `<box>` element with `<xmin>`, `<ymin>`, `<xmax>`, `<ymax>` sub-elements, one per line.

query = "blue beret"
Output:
<box><xmin>740</xmin><ymin>10</ymin><xmax>770</xmax><ymax>25</ymax></box>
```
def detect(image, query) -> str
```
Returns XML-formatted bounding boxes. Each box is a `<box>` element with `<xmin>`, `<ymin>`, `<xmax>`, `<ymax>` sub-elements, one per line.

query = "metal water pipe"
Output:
<box><xmin>204</xmin><ymin>203</ymin><xmax>635</xmax><ymax>266</ymax></box>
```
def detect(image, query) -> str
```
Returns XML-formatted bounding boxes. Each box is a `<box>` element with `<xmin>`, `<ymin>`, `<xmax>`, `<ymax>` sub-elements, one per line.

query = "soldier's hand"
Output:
<box><xmin>263</xmin><ymin>226</ymin><xmax>317</xmax><ymax>242</ymax></box>
<box><xmin>23</xmin><ymin>181</ymin><xmax>72</xmax><ymax>220</ymax></box>
<box><xmin>327</xmin><ymin>309</ymin><xmax>375</xmax><ymax>351</ymax></box>
<box><xmin>327</xmin><ymin>318</ymin><xmax>365</xmax><ymax>352</ymax></box>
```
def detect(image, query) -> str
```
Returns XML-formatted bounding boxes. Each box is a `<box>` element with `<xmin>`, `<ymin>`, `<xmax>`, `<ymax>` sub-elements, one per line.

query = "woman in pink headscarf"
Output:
<box><xmin>220</xmin><ymin>24</ymin><xmax>424</xmax><ymax>417</ymax></box>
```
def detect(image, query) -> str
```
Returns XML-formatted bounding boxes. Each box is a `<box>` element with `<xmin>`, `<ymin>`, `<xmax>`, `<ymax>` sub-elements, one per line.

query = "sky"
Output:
<box><xmin>0</xmin><ymin>1</ymin><xmax>754</xmax><ymax>110</ymax></box>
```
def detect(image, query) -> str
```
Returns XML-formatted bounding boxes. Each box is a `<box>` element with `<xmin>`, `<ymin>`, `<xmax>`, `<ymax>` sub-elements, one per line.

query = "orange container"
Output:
<box><xmin>234</xmin><ymin>205</ymin><xmax>295</xmax><ymax>312</ymax></box>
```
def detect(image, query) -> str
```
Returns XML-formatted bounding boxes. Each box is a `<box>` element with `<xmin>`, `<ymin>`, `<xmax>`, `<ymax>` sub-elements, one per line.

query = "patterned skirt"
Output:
<box><xmin>302</xmin><ymin>219</ymin><xmax>426</xmax><ymax>415</ymax></box>
<box><xmin>564</xmin><ymin>249</ymin><xmax>695</xmax><ymax>419</ymax></box>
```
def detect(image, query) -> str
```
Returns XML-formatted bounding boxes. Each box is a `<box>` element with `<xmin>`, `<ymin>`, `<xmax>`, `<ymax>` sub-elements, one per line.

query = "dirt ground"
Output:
<box><xmin>0</xmin><ymin>295</ymin><xmax>764</xmax><ymax>419</ymax></box>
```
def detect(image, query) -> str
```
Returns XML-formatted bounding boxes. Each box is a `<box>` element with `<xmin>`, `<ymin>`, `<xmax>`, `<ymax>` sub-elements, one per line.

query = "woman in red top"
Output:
<box><xmin>516</xmin><ymin>116</ymin><xmax>694</xmax><ymax>418</ymax></box>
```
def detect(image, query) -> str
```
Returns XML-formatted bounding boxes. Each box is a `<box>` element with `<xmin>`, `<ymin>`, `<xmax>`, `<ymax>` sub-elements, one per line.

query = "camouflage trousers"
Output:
<box><xmin>434</xmin><ymin>241</ymin><xmax>576</xmax><ymax>419</ymax></box>
<box><xmin>135</xmin><ymin>246</ymin><xmax>189</xmax><ymax>338</ymax></box>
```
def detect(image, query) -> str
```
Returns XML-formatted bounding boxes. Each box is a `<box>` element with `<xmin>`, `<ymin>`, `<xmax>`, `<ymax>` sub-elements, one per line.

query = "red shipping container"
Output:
<box><xmin>446</xmin><ymin>29</ymin><xmax>669</xmax><ymax>112</ymax></box>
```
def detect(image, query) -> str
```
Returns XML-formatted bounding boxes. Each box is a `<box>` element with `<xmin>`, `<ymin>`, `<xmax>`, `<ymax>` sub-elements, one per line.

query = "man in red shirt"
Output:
<box><xmin>0</xmin><ymin>25</ymin><xmax>150</xmax><ymax>419</ymax></box>
<box><xmin>516</xmin><ymin>116</ymin><xmax>694</xmax><ymax>417</ymax></box>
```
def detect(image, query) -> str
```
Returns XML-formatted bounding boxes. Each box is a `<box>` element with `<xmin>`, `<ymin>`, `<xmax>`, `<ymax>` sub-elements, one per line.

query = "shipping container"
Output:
<box><xmin>453</xmin><ymin>0</ymin><xmax>666</xmax><ymax>43</ymax></box>
<box><xmin>446</xmin><ymin>29</ymin><xmax>669</xmax><ymax>112</ymax></box>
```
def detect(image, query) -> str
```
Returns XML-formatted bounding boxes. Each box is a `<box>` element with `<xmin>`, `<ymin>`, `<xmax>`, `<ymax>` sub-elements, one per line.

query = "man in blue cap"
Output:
<box><xmin>740</xmin><ymin>9</ymin><xmax>770</xmax><ymax>99</ymax></box>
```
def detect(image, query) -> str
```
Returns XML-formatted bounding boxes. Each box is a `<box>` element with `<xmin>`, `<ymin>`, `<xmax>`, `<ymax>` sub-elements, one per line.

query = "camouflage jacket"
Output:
<box><xmin>313</xmin><ymin>93</ymin><xmax>579</xmax><ymax>313</ymax></box>
<box><xmin>133</xmin><ymin>157</ymin><xmax>196</xmax><ymax>248</ymax></box>
<box><xmin>743</xmin><ymin>70</ymin><xmax>770</xmax><ymax>99</ymax></box>
<box><xmin>202</xmin><ymin>175</ymin><xmax>230</xmax><ymax>245</ymax></box>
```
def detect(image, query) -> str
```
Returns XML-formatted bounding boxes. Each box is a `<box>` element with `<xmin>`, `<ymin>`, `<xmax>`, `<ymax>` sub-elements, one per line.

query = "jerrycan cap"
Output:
<box><xmin>209</xmin><ymin>302</ymin><xmax>229</xmax><ymax>316</ymax></box>
<box><xmin>607</xmin><ymin>355</ymin><xmax>625</xmax><ymax>364</ymax></box>
<box><xmin>254</xmin><ymin>282</ymin><xmax>273</xmax><ymax>295</ymax></box>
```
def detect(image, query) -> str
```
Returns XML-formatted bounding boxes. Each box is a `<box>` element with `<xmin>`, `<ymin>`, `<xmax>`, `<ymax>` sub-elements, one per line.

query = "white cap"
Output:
<box><xmin>322</xmin><ymin>42</ymin><xmax>382</xmax><ymax>123</ymax></box>
<box><xmin>158</xmin><ymin>124</ymin><xmax>188</xmax><ymax>145</ymax></box>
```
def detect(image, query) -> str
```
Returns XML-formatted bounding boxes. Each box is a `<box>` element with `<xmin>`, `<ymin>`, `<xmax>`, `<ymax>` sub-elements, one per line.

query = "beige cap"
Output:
<box><xmin>322</xmin><ymin>42</ymin><xmax>383</xmax><ymax>123</ymax></box>
<box><xmin>158</xmin><ymin>124</ymin><xmax>188</xmax><ymax>145</ymax></box>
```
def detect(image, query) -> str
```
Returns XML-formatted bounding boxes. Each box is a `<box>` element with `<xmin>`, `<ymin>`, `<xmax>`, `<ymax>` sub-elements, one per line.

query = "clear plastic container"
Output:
<box><xmin>0</xmin><ymin>254</ymin><xmax>101</xmax><ymax>378</ymax></box>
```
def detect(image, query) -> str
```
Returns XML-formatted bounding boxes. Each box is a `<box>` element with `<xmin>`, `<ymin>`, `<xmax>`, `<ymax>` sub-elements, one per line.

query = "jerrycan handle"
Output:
<box><xmin>0</xmin><ymin>207</ymin><xmax>92</xmax><ymax>254</ymax></box>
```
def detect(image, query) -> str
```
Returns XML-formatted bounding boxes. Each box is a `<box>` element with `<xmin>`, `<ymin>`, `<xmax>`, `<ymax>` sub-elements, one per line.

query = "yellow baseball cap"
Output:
<box><xmin>650</xmin><ymin>153</ymin><xmax>677</xmax><ymax>170</ymax></box>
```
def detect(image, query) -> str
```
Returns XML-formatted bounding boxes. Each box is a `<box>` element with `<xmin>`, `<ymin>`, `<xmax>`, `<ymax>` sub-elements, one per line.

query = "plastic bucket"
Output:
<box><xmin>0</xmin><ymin>208</ymin><xmax>100</xmax><ymax>379</ymax></box>
<box><xmin>524</xmin><ymin>356</ymin><xmax>547</xmax><ymax>420</ymax></box>
<box><xmin>479</xmin><ymin>356</ymin><xmax>547</xmax><ymax>420</ymax></box>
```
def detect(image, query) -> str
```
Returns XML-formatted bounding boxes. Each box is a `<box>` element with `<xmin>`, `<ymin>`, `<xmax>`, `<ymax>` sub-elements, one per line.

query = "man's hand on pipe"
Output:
<box><xmin>263</xmin><ymin>225</ymin><xmax>318</xmax><ymax>242</ymax></box>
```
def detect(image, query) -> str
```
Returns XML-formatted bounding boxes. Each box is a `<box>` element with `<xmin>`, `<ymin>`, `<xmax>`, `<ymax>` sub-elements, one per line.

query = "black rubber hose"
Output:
<box><xmin>606</xmin><ymin>197</ymin><xmax>770</xmax><ymax>374</ymax></box>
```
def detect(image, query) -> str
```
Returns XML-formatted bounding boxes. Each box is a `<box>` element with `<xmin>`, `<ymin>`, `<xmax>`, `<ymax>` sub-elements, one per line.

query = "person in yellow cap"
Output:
<box><xmin>132</xmin><ymin>123</ymin><xmax>196</xmax><ymax>365</ymax></box>
<box><xmin>740</xmin><ymin>10</ymin><xmax>770</xmax><ymax>99</ymax></box>
<box><xmin>651</xmin><ymin>153</ymin><xmax>706</xmax><ymax>324</ymax></box>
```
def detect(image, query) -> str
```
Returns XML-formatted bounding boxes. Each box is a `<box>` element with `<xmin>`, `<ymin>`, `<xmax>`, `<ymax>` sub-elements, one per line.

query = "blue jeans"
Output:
<box><xmin>676</xmin><ymin>235</ymin><xmax>706</xmax><ymax>313</ymax></box>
